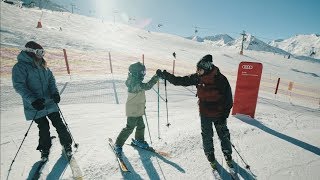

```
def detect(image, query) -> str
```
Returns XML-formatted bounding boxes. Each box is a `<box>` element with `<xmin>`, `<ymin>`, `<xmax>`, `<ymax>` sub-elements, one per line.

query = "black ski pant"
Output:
<box><xmin>34</xmin><ymin>112</ymin><xmax>72</xmax><ymax>151</ymax></box>
<box><xmin>200</xmin><ymin>116</ymin><xmax>232</xmax><ymax>162</ymax></box>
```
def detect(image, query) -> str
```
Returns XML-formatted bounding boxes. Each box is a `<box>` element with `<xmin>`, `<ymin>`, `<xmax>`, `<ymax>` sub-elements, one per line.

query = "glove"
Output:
<box><xmin>52</xmin><ymin>92</ymin><xmax>60</xmax><ymax>103</ymax></box>
<box><xmin>156</xmin><ymin>69</ymin><xmax>163</xmax><ymax>78</ymax></box>
<box><xmin>31</xmin><ymin>98</ymin><xmax>45</xmax><ymax>111</ymax></box>
<box><xmin>162</xmin><ymin>70</ymin><xmax>169</xmax><ymax>79</ymax></box>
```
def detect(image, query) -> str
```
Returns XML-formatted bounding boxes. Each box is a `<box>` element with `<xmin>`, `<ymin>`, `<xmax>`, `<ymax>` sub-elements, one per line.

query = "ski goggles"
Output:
<box><xmin>24</xmin><ymin>48</ymin><xmax>46</xmax><ymax>58</ymax></box>
<box><xmin>129</xmin><ymin>70</ymin><xmax>146</xmax><ymax>77</ymax></box>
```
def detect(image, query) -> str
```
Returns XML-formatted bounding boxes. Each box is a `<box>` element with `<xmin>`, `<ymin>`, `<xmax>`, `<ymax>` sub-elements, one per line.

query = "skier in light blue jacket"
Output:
<box><xmin>12</xmin><ymin>41</ymin><xmax>72</xmax><ymax>160</ymax></box>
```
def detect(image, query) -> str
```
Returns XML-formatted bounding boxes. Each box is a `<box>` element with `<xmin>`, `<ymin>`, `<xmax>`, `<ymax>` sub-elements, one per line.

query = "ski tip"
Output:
<box><xmin>74</xmin><ymin>177</ymin><xmax>84</xmax><ymax>180</ymax></box>
<box><xmin>120</xmin><ymin>166</ymin><xmax>130</xmax><ymax>173</ymax></box>
<box><xmin>212</xmin><ymin>169</ymin><xmax>222</xmax><ymax>180</ymax></box>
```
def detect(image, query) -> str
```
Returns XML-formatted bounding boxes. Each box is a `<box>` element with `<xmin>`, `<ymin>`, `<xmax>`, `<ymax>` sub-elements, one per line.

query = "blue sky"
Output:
<box><xmin>58</xmin><ymin>0</ymin><xmax>319</xmax><ymax>41</ymax></box>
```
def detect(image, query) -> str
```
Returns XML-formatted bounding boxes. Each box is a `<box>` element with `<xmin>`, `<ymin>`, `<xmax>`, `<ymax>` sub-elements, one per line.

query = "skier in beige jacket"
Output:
<box><xmin>114</xmin><ymin>62</ymin><xmax>159</xmax><ymax>156</ymax></box>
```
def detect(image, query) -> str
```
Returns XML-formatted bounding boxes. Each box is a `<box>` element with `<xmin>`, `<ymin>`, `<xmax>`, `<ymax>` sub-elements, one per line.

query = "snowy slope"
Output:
<box><xmin>24</xmin><ymin>0</ymin><xmax>67</xmax><ymax>11</ymax></box>
<box><xmin>1</xmin><ymin>2</ymin><xmax>320</xmax><ymax>180</ymax></box>
<box><xmin>269</xmin><ymin>34</ymin><xmax>320</xmax><ymax>59</ymax></box>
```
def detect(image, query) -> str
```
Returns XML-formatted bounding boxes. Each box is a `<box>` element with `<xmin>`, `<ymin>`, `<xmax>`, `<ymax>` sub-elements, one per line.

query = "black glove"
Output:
<box><xmin>156</xmin><ymin>69</ymin><xmax>163</xmax><ymax>78</ymax></box>
<box><xmin>162</xmin><ymin>70</ymin><xmax>169</xmax><ymax>79</ymax></box>
<box><xmin>52</xmin><ymin>92</ymin><xmax>60</xmax><ymax>103</ymax></box>
<box><xmin>31</xmin><ymin>98</ymin><xmax>45</xmax><ymax>111</ymax></box>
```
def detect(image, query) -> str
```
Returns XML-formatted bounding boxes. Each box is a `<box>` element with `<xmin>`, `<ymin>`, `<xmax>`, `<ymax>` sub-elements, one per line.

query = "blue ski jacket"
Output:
<box><xmin>12</xmin><ymin>51</ymin><xmax>59</xmax><ymax>120</ymax></box>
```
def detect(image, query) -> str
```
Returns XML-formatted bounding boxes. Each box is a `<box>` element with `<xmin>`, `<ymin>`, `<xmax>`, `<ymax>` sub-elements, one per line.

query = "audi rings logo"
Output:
<box><xmin>242</xmin><ymin>65</ymin><xmax>253</xmax><ymax>69</ymax></box>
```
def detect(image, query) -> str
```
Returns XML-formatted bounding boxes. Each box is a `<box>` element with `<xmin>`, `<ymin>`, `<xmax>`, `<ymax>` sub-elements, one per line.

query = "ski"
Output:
<box><xmin>127</xmin><ymin>139</ymin><xmax>171</xmax><ymax>157</ymax></box>
<box><xmin>243</xmin><ymin>167</ymin><xmax>257</xmax><ymax>180</ymax></box>
<box><xmin>31</xmin><ymin>159</ymin><xmax>48</xmax><ymax>180</ymax></box>
<box><xmin>212</xmin><ymin>169</ymin><xmax>222</xmax><ymax>180</ymax></box>
<box><xmin>63</xmin><ymin>150</ymin><xmax>83</xmax><ymax>180</ymax></box>
<box><xmin>210</xmin><ymin>161</ymin><xmax>222</xmax><ymax>180</ymax></box>
<box><xmin>225</xmin><ymin>160</ymin><xmax>241</xmax><ymax>180</ymax></box>
<box><xmin>31</xmin><ymin>136</ymin><xmax>56</xmax><ymax>180</ymax></box>
<box><xmin>228</xmin><ymin>167</ymin><xmax>239</xmax><ymax>180</ymax></box>
<box><xmin>108</xmin><ymin>138</ymin><xmax>130</xmax><ymax>172</ymax></box>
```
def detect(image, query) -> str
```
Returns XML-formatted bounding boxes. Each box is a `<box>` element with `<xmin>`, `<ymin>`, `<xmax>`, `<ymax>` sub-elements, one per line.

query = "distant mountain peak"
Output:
<box><xmin>203</xmin><ymin>34</ymin><xmax>234</xmax><ymax>46</ymax></box>
<box><xmin>192</xmin><ymin>35</ymin><xmax>204</xmax><ymax>42</ymax></box>
<box><xmin>269</xmin><ymin>34</ymin><xmax>320</xmax><ymax>59</ymax></box>
<box><xmin>185</xmin><ymin>35</ymin><xmax>204</xmax><ymax>42</ymax></box>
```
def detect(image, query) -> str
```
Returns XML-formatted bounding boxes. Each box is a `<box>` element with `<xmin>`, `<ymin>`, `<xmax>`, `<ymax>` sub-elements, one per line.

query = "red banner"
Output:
<box><xmin>232</xmin><ymin>62</ymin><xmax>263</xmax><ymax>118</ymax></box>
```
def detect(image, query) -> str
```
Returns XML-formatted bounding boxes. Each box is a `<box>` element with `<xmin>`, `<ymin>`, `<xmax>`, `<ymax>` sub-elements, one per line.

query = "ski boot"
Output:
<box><xmin>114</xmin><ymin>145</ymin><xmax>123</xmax><ymax>157</ymax></box>
<box><xmin>210</xmin><ymin>161</ymin><xmax>217</xmax><ymax>170</ymax></box>
<box><xmin>63</xmin><ymin>144</ymin><xmax>73</xmax><ymax>157</ymax></box>
<box><xmin>205</xmin><ymin>152</ymin><xmax>216</xmax><ymax>167</ymax></box>
<box><xmin>40</xmin><ymin>149</ymin><xmax>50</xmax><ymax>162</ymax></box>
<box><xmin>131</xmin><ymin>139</ymin><xmax>150</xmax><ymax>149</ymax></box>
<box><xmin>225</xmin><ymin>155</ymin><xmax>234</xmax><ymax>168</ymax></box>
<box><xmin>225</xmin><ymin>155</ymin><xmax>237</xmax><ymax>178</ymax></box>
<box><xmin>227</xmin><ymin>159</ymin><xmax>234</xmax><ymax>168</ymax></box>
<box><xmin>210</xmin><ymin>160</ymin><xmax>221</xmax><ymax>179</ymax></box>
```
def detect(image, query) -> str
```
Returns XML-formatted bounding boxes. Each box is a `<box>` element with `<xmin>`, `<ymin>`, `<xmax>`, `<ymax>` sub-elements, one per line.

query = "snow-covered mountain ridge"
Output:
<box><xmin>190</xmin><ymin>33</ymin><xmax>319</xmax><ymax>61</ymax></box>
<box><xmin>269</xmin><ymin>34</ymin><xmax>320</xmax><ymax>59</ymax></box>
<box><xmin>5</xmin><ymin>0</ymin><xmax>319</xmax><ymax>61</ymax></box>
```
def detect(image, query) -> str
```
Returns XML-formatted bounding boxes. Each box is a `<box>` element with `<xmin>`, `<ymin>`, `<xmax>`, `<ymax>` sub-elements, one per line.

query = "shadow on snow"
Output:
<box><xmin>123</xmin><ymin>145</ymin><xmax>185</xmax><ymax>180</ymax></box>
<box><xmin>234</xmin><ymin>114</ymin><xmax>320</xmax><ymax>156</ymax></box>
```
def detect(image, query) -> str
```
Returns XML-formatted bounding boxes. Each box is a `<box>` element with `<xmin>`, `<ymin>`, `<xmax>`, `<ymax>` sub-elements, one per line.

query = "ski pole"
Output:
<box><xmin>229</xmin><ymin>139</ymin><xmax>257</xmax><ymax>178</ymax></box>
<box><xmin>225</xmin><ymin>137</ymin><xmax>252</xmax><ymax>171</ymax></box>
<box><xmin>144</xmin><ymin>111</ymin><xmax>153</xmax><ymax>145</ymax></box>
<box><xmin>164</xmin><ymin>79</ymin><xmax>170</xmax><ymax>127</ymax></box>
<box><xmin>7</xmin><ymin>112</ymin><xmax>37</xmax><ymax>176</ymax></box>
<box><xmin>56</xmin><ymin>104</ymin><xmax>79</xmax><ymax>148</ymax></box>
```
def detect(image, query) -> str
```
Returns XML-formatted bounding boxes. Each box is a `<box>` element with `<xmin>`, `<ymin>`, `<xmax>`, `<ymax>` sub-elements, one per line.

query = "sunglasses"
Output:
<box><xmin>24</xmin><ymin>48</ymin><xmax>45</xmax><ymax>58</ymax></box>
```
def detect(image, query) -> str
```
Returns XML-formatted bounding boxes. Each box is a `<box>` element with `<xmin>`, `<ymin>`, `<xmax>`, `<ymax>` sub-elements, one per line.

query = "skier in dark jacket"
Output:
<box><xmin>12</xmin><ymin>41</ymin><xmax>72</xmax><ymax>161</ymax></box>
<box><xmin>156</xmin><ymin>54</ymin><xmax>234</xmax><ymax>169</ymax></box>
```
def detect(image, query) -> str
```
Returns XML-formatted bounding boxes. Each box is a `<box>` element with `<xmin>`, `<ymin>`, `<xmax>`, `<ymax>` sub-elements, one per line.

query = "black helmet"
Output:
<box><xmin>197</xmin><ymin>54</ymin><xmax>214</xmax><ymax>73</ymax></box>
<box><xmin>129</xmin><ymin>62</ymin><xmax>146</xmax><ymax>80</ymax></box>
